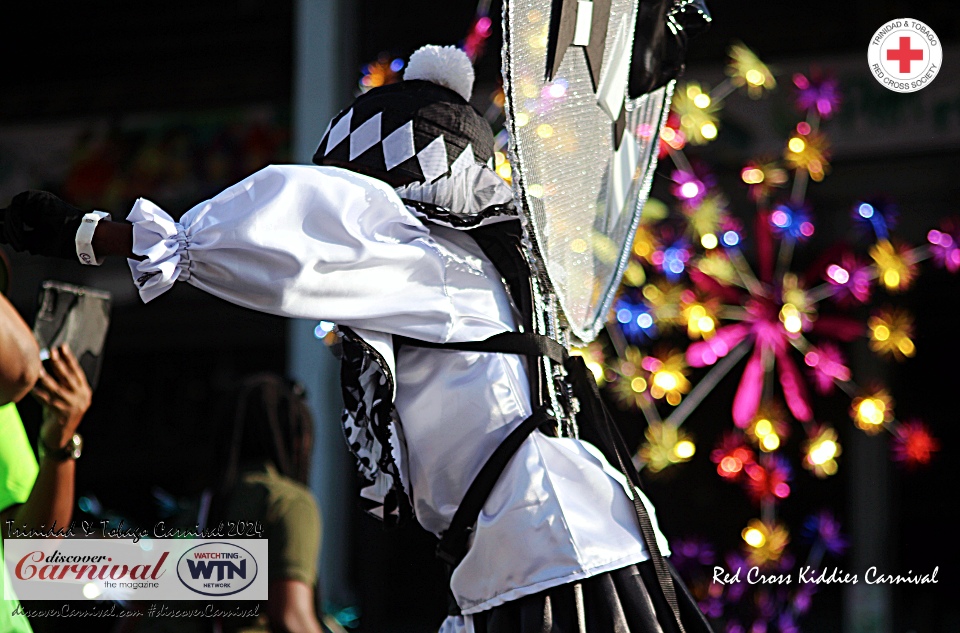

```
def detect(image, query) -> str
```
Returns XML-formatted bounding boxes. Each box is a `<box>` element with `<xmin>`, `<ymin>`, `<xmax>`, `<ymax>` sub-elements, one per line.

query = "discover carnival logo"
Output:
<box><xmin>868</xmin><ymin>18</ymin><xmax>942</xmax><ymax>93</ymax></box>
<box><xmin>14</xmin><ymin>549</ymin><xmax>168</xmax><ymax>584</ymax></box>
<box><xmin>176</xmin><ymin>542</ymin><xmax>259</xmax><ymax>597</ymax></box>
<box><xmin>4</xmin><ymin>538</ymin><xmax>268</xmax><ymax>601</ymax></box>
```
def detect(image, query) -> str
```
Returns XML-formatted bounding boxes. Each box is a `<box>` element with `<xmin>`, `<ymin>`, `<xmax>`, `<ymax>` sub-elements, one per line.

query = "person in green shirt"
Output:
<box><xmin>216</xmin><ymin>374</ymin><xmax>324</xmax><ymax>633</ymax></box>
<box><xmin>0</xmin><ymin>285</ymin><xmax>93</xmax><ymax>633</ymax></box>
<box><xmin>131</xmin><ymin>373</ymin><xmax>326</xmax><ymax>633</ymax></box>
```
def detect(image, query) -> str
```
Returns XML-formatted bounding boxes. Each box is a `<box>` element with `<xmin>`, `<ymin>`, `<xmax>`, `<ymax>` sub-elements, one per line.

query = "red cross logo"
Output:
<box><xmin>886</xmin><ymin>36</ymin><xmax>924</xmax><ymax>73</ymax></box>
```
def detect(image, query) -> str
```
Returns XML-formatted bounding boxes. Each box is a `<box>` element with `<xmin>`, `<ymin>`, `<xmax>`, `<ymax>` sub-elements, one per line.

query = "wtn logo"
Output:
<box><xmin>185</xmin><ymin>557</ymin><xmax>247</xmax><ymax>581</ymax></box>
<box><xmin>177</xmin><ymin>543</ymin><xmax>259</xmax><ymax>597</ymax></box>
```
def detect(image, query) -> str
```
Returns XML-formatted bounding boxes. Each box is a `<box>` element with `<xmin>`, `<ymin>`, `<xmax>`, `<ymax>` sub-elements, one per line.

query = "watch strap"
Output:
<box><xmin>39</xmin><ymin>433</ymin><xmax>83</xmax><ymax>461</ymax></box>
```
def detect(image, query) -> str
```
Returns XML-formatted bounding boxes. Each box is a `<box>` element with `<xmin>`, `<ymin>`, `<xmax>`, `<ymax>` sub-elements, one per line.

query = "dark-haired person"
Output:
<box><xmin>129</xmin><ymin>374</ymin><xmax>324</xmax><ymax>633</ymax></box>
<box><xmin>1</xmin><ymin>285</ymin><xmax>92</xmax><ymax>633</ymax></box>
<box><xmin>214</xmin><ymin>374</ymin><xmax>323</xmax><ymax>633</ymax></box>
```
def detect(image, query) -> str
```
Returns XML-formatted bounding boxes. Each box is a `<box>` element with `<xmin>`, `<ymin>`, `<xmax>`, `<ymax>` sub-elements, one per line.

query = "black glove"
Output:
<box><xmin>0</xmin><ymin>191</ymin><xmax>86</xmax><ymax>260</ymax></box>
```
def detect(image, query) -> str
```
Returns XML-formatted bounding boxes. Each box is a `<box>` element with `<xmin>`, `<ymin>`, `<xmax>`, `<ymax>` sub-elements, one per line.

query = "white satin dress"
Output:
<box><xmin>125</xmin><ymin>164</ymin><xmax>671</xmax><ymax>631</ymax></box>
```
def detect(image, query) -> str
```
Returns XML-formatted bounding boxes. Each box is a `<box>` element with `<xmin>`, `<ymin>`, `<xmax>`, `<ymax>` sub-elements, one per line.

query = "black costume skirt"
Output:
<box><xmin>470</xmin><ymin>561</ymin><xmax>714</xmax><ymax>633</ymax></box>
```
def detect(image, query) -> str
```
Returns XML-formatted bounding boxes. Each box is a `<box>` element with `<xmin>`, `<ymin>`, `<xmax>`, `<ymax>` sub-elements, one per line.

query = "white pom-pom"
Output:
<box><xmin>403</xmin><ymin>45</ymin><xmax>475</xmax><ymax>102</ymax></box>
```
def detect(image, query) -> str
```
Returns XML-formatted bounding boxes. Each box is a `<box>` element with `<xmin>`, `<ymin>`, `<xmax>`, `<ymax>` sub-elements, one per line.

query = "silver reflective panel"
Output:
<box><xmin>503</xmin><ymin>0</ymin><xmax>672</xmax><ymax>342</ymax></box>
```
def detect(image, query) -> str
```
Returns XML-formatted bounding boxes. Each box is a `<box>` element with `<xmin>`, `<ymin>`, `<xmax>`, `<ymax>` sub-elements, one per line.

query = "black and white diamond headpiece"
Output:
<box><xmin>313</xmin><ymin>47</ymin><xmax>494</xmax><ymax>186</ymax></box>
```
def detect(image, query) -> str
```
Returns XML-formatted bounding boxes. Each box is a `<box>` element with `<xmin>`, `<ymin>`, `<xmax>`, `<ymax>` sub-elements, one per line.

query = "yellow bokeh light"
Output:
<box><xmin>810</xmin><ymin>440</ymin><xmax>837</xmax><ymax>465</ymax></box>
<box><xmin>784</xmin><ymin>131</ymin><xmax>831</xmax><ymax>180</ymax></box>
<box><xmin>883</xmin><ymin>270</ymin><xmax>900</xmax><ymax>289</ymax></box>
<box><xmin>698</xmin><ymin>316</ymin><xmax>715</xmax><ymax>333</ymax></box>
<box><xmin>570</xmin><ymin>238</ymin><xmax>588</xmax><ymax>253</ymax></box>
<box><xmin>857</xmin><ymin>399</ymin><xmax>884</xmax><ymax>426</ymax></box>
<box><xmin>631</xmin><ymin>377</ymin><xmax>647</xmax><ymax>393</ymax></box>
<box><xmin>870</xmin><ymin>239</ymin><xmax>915</xmax><ymax>292</ymax></box>
<box><xmin>674</xmin><ymin>82</ymin><xmax>719</xmax><ymax>145</ymax></box>
<box><xmin>727</xmin><ymin>42</ymin><xmax>776</xmax><ymax>98</ymax></box>
<box><xmin>646</xmin><ymin>351</ymin><xmax>690</xmax><ymax>402</ymax></box>
<box><xmin>683</xmin><ymin>302</ymin><xmax>717</xmax><ymax>341</ymax></box>
<box><xmin>638</xmin><ymin>421</ymin><xmax>695</xmax><ymax>472</ymax></box>
<box><xmin>494</xmin><ymin>151</ymin><xmax>506</xmax><ymax>166</ymax></box>
<box><xmin>674</xmin><ymin>440</ymin><xmax>696</xmax><ymax>459</ymax></box>
<box><xmin>804</xmin><ymin>426</ymin><xmax>842</xmax><ymax>477</ymax></box>
<box><xmin>653</xmin><ymin>371</ymin><xmax>679</xmax><ymax>392</ymax></box>
<box><xmin>741</xmin><ymin>168</ymin><xmax>765</xmax><ymax>184</ymax></box>
<box><xmin>497</xmin><ymin>162</ymin><xmax>512</xmax><ymax>180</ymax></box>
<box><xmin>536</xmin><ymin>123</ymin><xmax>554</xmax><ymax>139</ymax></box>
<box><xmin>780</xmin><ymin>303</ymin><xmax>803</xmax><ymax>334</ymax></box>
<box><xmin>741</xmin><ymin>519</ymin><xmax>790</xmax><ymax>565</ymax></box>
<box><xmin>873</xmin><ymin>325</ymin><xmax>890</xmax><ymax>341</ymax></box>
<box><xmin>852</xmin><ymin>390</ymin><xmax>893</xmax><ymax>434</ymax></box>
<box><xmin>761</xmin><ymin>433</ymin><xmax>781</xmax><ymax>452</ymax></box>
<box><xmin>529</xmin><ymin>184</ymin><xmax>544</xmax><ymax>198</ymax></box>
<box><xmin>515</xmin><ymin>112</ymin><xmax>530</xmax><ymax>127</ymax></box>
<box><xmin>701</xmin><ymin>233</ymin><xmax>718</xmax><ymax>249</ymax></box>
<box><xmin>755</xmin><ymin>419</ymin><xmax>773</xmax><ymax>437</ymax></box>
<box><xmin>745</xmin><ymin>69</ymin><xmax>764</xmax><ymax>86</ymax></box>
<box><xmin>784</xmin><ymin>316</ymin><xmax>802</xmax><ymax>333</ymax></box>
<box><xmin>743</xmin><ymin>527</ymin><xmax>766</xmax><ymax>548</ymax></box>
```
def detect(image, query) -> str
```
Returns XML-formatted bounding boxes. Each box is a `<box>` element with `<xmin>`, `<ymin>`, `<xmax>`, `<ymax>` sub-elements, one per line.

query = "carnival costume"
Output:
<box><xmin>1</xmin><ymin>1</ymin><xmax>713</xmax><ymax>630</ymax></box>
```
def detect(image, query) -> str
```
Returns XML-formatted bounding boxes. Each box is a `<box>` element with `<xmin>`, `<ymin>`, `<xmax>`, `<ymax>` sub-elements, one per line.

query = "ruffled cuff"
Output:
<box><xmin>126</xmin><ymin>198</ymin><xmax>192</xmax><ymax>303</ymax></box>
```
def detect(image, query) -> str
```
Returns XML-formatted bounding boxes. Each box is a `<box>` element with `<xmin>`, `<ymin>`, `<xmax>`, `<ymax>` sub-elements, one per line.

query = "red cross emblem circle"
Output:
<box><xmin>868</xmin><ymin>19</ymin><xmax>942</xmax><ymax>93</ymax></box>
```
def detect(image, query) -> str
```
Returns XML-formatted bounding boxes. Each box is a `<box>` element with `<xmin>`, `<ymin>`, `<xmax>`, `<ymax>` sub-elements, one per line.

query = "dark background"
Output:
<box><xmin>3</xmin><ymin>1</ymin><xmax>960</xmax><ymax>631</ymax></box>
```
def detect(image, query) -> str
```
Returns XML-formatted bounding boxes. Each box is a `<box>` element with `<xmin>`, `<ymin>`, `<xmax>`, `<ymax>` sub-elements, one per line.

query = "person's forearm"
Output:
<box><xmin>0</xmin><ymin>294</ymin><xmax>41</xmax><ymax>404</ymax></box>
<box><xmin>268</xmin><ymin>580</ymin><xmax>323</xmax><ymax>633</ymax></box>
<box><xmin>10</xmin><ymin>455</ymin><xmax>75</xmax><ymax>534</ymax></box>
<box><xmin>279</xmin><ymin>609</ymin><xmax>323</xmax><ymax>633</ymax></box>
<box><xmin>9</xmin><ymin>345</ymin><xmax>90</xmax><ymax>535</ymax></box>
<box><xmin>92</xmin><ymin>220</ymin><xmax>140</xmax><ymax>260</ymax></box>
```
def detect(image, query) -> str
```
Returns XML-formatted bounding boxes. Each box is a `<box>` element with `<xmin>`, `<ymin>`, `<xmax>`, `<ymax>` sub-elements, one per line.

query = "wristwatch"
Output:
<box><xmin>39</xmin><ymin>433</ymin><xmax>83</xmax><ymax>461</ymax></box>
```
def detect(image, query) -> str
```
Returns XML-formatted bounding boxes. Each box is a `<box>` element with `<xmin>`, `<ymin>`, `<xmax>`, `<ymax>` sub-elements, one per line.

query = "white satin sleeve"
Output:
<box><xmin>126</xmin><ymin>164</ymin><xmax>517</xmax><ymax>342</ymax></box>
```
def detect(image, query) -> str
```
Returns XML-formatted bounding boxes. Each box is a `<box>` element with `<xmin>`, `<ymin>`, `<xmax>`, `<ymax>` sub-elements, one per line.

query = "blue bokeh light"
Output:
<box><xmin>314</xmin><ymin>321</ymin><xmax>336</xmax><ymax>338</ymax></box>
<box><xmin>722</xmin><ymin>230</ymin><xmax>740</xmax><ymax>247</ymax></box>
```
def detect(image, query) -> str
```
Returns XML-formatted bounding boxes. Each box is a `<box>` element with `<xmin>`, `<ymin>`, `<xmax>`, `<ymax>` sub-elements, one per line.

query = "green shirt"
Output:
<box><xmin>0</xmin><ymin>403</ymin><xmax>39</xmax><ymax>633</ymax></box>
<box><xmin>131</xmin><ymin>462</ymin><xmax>322</xmax><ymax>633</ymax></box>
<box><xmin>223</xmin><ymin>461</ymin><xmax>322</xmax><ymax>586</ymax></box>
<box><xmin>220</xmin><ymin>461</ymin><xmax>322</xmax><ymax>633</ymax></box>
